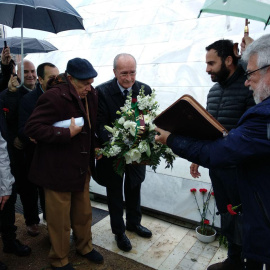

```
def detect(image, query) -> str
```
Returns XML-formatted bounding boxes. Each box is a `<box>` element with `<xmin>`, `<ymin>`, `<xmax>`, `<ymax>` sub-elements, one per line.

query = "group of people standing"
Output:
<box><xmin>156</xmin><ymin>34</ymin><xmax>270</xmax><ymax>270</ymax></box>
<box><xmin>0</xmin><ymin>33</ymin><xmax>269</xmax><ymax>270</ymax></box>
<box><xmin>0</xmin><ymin>50</ymin><xmax>152</xmax><ymax>270</ymax></box>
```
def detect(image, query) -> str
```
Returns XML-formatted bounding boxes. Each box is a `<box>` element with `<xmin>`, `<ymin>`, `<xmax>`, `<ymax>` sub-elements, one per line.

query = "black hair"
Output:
<box><xmin>206</xmin><ymin>40</ymin><xmax>239</xmax><ymax>66</ymax></box>
<box><xmin>37</xmin><ymin>62</ymin><xmax>56</xmax><ymax>79</ymax></box>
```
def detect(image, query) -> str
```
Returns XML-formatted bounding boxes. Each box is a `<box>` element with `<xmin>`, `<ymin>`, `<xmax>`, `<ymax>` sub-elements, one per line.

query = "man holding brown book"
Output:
<box><xmin>190</xmin><ymin>39</ymin><xmax>255</xmax><ymax>270</ymax></box>
<box><xmin>155</xmin><ymin>34</ymin><xmax>270</xmax><ymax>270</ymax></box>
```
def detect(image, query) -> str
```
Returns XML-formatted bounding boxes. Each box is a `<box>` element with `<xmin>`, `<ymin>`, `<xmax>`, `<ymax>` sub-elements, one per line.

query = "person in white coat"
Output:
<box><xmin>0</xmin><ymin>130</ymin><xmax>15</xmax><ymax>270</ymax></box>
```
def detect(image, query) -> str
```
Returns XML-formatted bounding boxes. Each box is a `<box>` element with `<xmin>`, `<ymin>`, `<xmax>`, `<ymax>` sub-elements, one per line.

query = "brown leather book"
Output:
<box><xmin>154</xmin><ymin>94</ymin><xmax>228</xmax><ymax>140</ymax></box>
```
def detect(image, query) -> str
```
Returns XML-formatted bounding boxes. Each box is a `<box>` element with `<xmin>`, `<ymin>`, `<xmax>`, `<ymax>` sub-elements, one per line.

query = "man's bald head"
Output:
<box><xmin>17</xmin><ymin>60</ymin><xmax>37</xmax><ymax>90</ymax></box>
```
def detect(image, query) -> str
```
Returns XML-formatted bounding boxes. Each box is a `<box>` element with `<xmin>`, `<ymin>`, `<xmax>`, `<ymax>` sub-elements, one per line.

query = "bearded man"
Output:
<box><xmin>156</xmin><ymin>34</ymin><xmax>270</xmax><ymax>270</ymax></box>
<box><xmin>190</xmin><ymin>39</ymin><xmax>255</xmax><ymax>270</ymax></box>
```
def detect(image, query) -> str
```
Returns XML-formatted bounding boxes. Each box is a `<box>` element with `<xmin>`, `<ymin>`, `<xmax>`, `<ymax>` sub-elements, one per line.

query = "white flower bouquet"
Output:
<box><xmin>99</xmin><ymin>87</ymin><xmax>176</xmax><ymax>176</ymax></box>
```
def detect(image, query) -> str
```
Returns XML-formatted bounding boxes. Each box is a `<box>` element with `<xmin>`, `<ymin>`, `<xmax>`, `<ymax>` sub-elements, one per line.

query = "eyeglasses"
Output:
<box><xmin>118</xmin><ymin>71</ymin><xmax>136</xmax><ymax>77</ymax></box>
<box><xmin>244</xmin><ymin>64</ymin><xmax>270</xmax><ymax>80</ymax></box>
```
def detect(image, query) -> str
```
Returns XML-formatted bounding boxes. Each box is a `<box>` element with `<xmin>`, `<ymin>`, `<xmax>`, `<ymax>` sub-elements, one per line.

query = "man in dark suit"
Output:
<box><xmin>18</xmin><ymin>62</ymin><xmax>59</xmax><ymax>227</ymax></box>
<box><xmin>96</xmin><ymin>53</ymin><xmax>152</xmax><ymax>252</ymax></box>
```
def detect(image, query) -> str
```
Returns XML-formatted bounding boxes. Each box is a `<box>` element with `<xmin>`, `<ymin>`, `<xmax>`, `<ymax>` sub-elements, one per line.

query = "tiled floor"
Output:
<box><xmin>91</xmin><ymin>201</ymin><xmax>228</xmax><ymax>270</ymax></box>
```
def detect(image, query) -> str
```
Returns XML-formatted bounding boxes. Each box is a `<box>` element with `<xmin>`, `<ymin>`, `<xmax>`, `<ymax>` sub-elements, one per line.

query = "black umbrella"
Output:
<box><xmin>0</xmin><ymin>0</ymin><xmax>84</xmax><ymax>33</ymax></box>
<box><xmin>0</xmin><ymin>0</ymin><xmax>85</xmax><ymax>86</ymax></box>
<box><xmin>0</xmin><ymin>37</ymin><xmax>58</xmax><ymax>54</ymax></box>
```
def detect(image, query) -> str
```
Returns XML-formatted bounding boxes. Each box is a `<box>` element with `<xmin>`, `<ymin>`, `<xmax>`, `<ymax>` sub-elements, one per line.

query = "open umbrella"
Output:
<box><xmin>198</xmin><ymin>0</ymin><xmax>270</xmax><ymax>29</ymax></box>
<box><xmin>0</xmin><ymin>36</ymin><xmax>58</xmax><ymax>54</ymax></box>
<box><xmin>0</xmin><ymin>0</ymin><xmax>85</xmax><ymax>86</ymax></box>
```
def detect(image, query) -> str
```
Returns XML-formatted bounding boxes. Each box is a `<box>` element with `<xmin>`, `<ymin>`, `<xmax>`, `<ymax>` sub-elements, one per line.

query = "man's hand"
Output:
<box><xmin>240</xmin><ymin>36</ymin><xmax>254</xmax><ymax>54</ymax></box>
<box><xmin>14</xmin><ymin>137</ymin><xmax>24</xmax><ymax>150</ymax></box>
<box><xmin>155</xmin><ymin>127</ymin><xmax>171</xmax><ymax>145</ymax></box>
<box><xmin>95</xmin><ymin>148</ymin><xmax>102</xmax><ymax>160</ymax></box>
<box><xmin>29</xmin><ymin>137</ymin><xmax>37</xmax><ymax>144</ymax></box>
<box><xmin>1</xmin><ymin>47</ymin><xmax>11</xmax><ymax>65</ymax></box>
<box><xmin>8</xmin><ymin>74</ymin><xmax>19</xmax><ymax>92</ymax></box>
<box><xmin>0</xmin><ymin>195</ymin><xmax>10</xmax><ymax>210</ymax></box>
<box><xmin>190</xmin><ymin>163</ymin><xmax>201</xmax><ymax>178</ymax></box>
<box><xmin>69</xmin><ymin>117</ymin><xmax>83</xmax><ymax>138</ymax></box>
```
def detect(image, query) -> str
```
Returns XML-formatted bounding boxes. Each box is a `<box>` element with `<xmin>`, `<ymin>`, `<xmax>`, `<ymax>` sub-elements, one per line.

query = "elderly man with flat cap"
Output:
<box><xmin>24</xmin><ymin>58</ymin><xmax>103</xmax><ymax>270</ymax></box>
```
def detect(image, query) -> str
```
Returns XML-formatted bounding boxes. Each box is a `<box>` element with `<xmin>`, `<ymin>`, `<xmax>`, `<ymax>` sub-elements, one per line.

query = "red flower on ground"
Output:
<box><xmin>227</xmin><ymin>204</ymin><xmax>237</xmax><ymax>215</ymax></box>
<box><xmin>199</xmin><ymin>188</ymin><xmax>207</xmax><ymax>194</ymax></box>
<box><xmin>203</xmin><ymin>219</ymin><xmax>210</xmax><ymax>225</ymax></box>
<box><xmin>190</xmin><ymin>188</ymin><xmax>197</xmax><ymax>193</ymax></box>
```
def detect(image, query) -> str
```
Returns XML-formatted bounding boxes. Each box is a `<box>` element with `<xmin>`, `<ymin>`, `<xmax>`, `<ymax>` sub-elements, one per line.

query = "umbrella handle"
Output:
<box><xmin>244</xmin><ymin>19</ymin><xmax>250</xmax><ymax>37</ymax></box>
<box><xmin>17</xmin><ymin>62</ymin><xmax>24</xmax><ymax>88</ymax></box>
<box><xmin>17</xmin><ymin>7</ymin><xmax>24</xmax><ymax>88</ymax></box>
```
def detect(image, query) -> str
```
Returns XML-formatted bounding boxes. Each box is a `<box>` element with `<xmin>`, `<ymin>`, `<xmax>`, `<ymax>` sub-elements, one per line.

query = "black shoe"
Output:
<box><xmin>26</xmin><ymin>224</ymin><xmax>40</xmax><ymax>237</ymax></box>
<box><xmin>3</xmin><ymin>239</ymin><xmax>31</xmax><ymax>256</ymax></box>
<box><xmin>115</xmin><ymin>233</ymin><xmax>132</xmax><ymax>252</ymax></box>
<box><xmin>0</xmin><ymin>261</ymin><xmax>7</xmax><ymax>270</ymax></box>
<box><xmin>207</xmin><ymin>258</ymin><xmax>243</xmax><ymax>270</ymax></box>
<box><xmin>81</xmin><ymin>249</ymin><xmax>104</xmax><ymax>264</ymax></box>
<box><xmin>51</xmin><ymin>263</ymin><xmax>74</xmax><ymax>270</ymax></box>
<box><xmin>126</xmin><ymin>224</ymin><xmax>152</xmax><ymax>238</ymax></box>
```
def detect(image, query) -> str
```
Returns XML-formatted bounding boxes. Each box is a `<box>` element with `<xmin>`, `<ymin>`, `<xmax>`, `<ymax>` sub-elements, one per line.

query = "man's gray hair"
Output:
<box><xmin>242</xmin><ymin>34</ymin><xmax>270</xmax><ymax>69</ymax></box>
<box><xmin>113</xmin><ymin>53</ymin><xmax>137</xmax><ymax>69</ymax></box>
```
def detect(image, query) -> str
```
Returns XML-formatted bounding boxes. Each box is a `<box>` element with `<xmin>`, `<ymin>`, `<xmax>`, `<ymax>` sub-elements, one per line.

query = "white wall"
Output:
<box><xmin>22</xmin><ymin>0</ymin><xmax>270</xmax><ymax>224</ymax></box>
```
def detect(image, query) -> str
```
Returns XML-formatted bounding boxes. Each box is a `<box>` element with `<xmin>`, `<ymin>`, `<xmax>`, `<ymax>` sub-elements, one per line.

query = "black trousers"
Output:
<box><xmin>209</xmin><ymin>167</ymin><xmax>242</xmax><ymax>259</ymax></box>
<box><xmin>106</xmin><ymin>165</ymin><xmax>145</xmax><ymax>235</ymax></box>
<box><xmin>209</xmin><ymin>167</ymin><xmax>241</xmax><ymax>213</ymax></box>
<box><xmin>0</xmin><ymin>184</ymin><xmax>17</xmax><ymax>247</ymax></box>
<box><xmin>8</xmin><ymin>145</ymin><xmax>45</xmax><ymax>225</ymax></box>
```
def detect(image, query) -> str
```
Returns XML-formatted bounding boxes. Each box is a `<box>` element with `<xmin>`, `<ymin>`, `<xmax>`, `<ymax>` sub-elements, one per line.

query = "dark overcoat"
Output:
<box><xmin>95</xmin><ymin>77</ymin><xmax>151</xmax><ymax>187</ymax></box>
<box><xmin>167</xmin><ymin>96</ymin><xmax>270</xmax><ymax>264</ymax></box>
<box><xmin>24</xmin><ymin>74</ymin><xmax>98</xmax><ymax>192</ymax></box>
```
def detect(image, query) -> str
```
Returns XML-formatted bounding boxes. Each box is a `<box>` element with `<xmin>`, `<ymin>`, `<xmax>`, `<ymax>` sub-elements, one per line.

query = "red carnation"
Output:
<box><xmin>203</xmin><ymin>219</ymin><xmax>210</xmax><ymax>225</ymax></box>
<box><xmin>190</xmin><ymin>188</ymin><xmax>197</xmax><ymax>193</ymax></box>
<box><xmin>132</xmin><ymin>98</ymin><xmax>137</xmax><ymax>103</ymax></box>
<box><xmin>199</xmin><ymin>188</ymin><xmax>207</xmax><ymax>194</ymax></box>
<box><xmin>227</xmin><ymin>204</ymin><xmax>237</xmax><ymax>215</ymax></box>
<box><xmin>2</xmin><ymin>108</ymin><xmax>9</xmax><ymax>112</ymax></box>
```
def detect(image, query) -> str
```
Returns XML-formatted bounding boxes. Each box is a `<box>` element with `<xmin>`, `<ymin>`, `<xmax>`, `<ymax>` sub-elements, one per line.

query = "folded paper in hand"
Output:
<box><xmin>53</xmin><ymin>117</ymin><xmax>84</xmax><ymax>128</ymax></box>
<box><xmin>154</xmin><ymin>95</ymin><xmax>228</xmax><ymax>140</ymax></box>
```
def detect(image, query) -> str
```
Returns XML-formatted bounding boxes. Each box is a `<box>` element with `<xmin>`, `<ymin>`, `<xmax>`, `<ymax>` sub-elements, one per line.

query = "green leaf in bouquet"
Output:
<box><xmin>113</xmin><ymin>157</ymin><xmax>125</xmax><ymax>177</ymax></box>
<box><xmin>146</xmin><ymin>143</ymin><xmax>151</xmax><ymax>157</ymax></box>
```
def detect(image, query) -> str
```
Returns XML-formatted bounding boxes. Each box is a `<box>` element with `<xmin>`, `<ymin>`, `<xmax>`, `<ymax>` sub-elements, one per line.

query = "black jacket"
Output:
<box><xmin>96</xmin><ymin>77</ymin><xmax>152</xmax><ymax>144</ymax></box>
<box><xmin>0</xmin><ymin>85</ymin><xmax>31</xmax><ymax>144</ymax></box>
<box><xmin>18</xmin><ymin>83</ymin><xmax>43</xmax><ymax>143</ymax></box>
<box><xmin>206</xmin><ymin>65</ymin><xmax>255</xmax><ymax>131</ymax></box>
<box><xmin>95</xmin><ymin>77</ymin><xmax>152</xmax><ymax>187</ymax></box>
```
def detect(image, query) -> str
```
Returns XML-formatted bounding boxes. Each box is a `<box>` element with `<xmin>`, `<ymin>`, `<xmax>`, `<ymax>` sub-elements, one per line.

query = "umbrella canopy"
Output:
<box><xmin>0</xmin><ymin>0</ymin><xmax>84</xmax><ymax>33</ymax></box>
<box><xmin>0</xmin><ymin>0</ymin><xmax>84</xmax><ymax>86</ymax></box>
<box><xmin>0</xmin><ymin>37</ymin><xmax>58</xmax><ymax>54</ymax></box>
<box><xmin>198</xmin><ymin>0</ymin><xmax>270</xmax><ymax>29</ymax></box>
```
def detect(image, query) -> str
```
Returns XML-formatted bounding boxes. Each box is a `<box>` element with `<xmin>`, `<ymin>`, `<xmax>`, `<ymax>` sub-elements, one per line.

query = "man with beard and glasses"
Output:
<box><xmin>155</xmin><ymin>33</ymin><xmax>270</xmax><ymax>270</ymax></box>
<box><xmin>189</xmin><ymin>39</ymin><xmax>255</xmax><ymax>270</ymax></box>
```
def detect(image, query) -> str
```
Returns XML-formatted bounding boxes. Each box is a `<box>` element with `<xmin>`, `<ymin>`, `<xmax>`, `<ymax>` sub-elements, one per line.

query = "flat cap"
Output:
<box><xmin>66</xmin><ymin>57</ymin><xmax>97</xmax><ymax>80</ymax></box>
